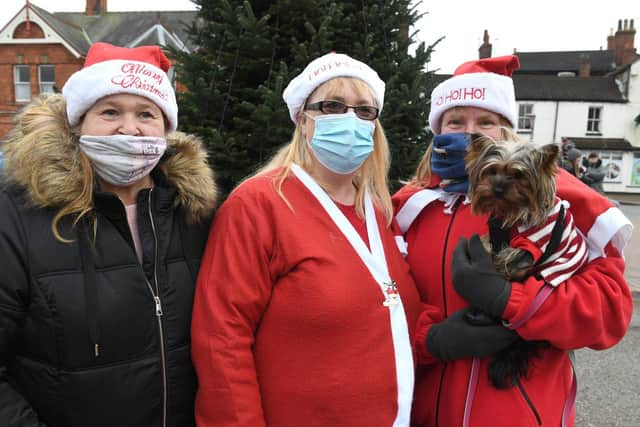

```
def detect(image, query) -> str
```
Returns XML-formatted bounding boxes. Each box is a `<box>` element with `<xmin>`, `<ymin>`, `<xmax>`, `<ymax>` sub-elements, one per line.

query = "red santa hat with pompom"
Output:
<box><xmin>62</xmin><ymin>42</ymin><xmax>178</xmax><ymax>130</ymax></box>
<box><xmin>428</xmin><ymin>55</ymin><xmax>520</xmax><ymax>134</ymax></box>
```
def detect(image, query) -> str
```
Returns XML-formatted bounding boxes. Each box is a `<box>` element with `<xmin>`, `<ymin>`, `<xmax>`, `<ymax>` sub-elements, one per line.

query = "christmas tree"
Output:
<box><xmin>173</xmin><ymin>0</ymin><xmax>439</xmax><ymax>198</ymax></box>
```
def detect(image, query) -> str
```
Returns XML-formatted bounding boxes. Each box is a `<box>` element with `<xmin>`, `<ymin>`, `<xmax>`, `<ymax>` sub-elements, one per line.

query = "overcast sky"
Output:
<box><xmin>2</xmin><ymin>1</ymin><xmax>639</xmax><ymax>74</ymax></box>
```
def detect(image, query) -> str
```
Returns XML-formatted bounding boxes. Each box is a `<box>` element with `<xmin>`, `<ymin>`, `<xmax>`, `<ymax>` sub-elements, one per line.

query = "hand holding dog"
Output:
<box><xmin>452</xmin><ymin>234</ymin><xmax>512</xmax><ymax>318</ymax></box>
<box><xmin>426</xmin><ymin>307</ymin><xmax>519</xmax><ymax>361</ymax></box>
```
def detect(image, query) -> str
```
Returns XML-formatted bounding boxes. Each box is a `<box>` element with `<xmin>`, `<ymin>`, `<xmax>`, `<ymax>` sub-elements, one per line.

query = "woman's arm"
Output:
<box><xmin>0</xmin><ymin>192</ymin><xmax>47</xmax><ymax>426</ymax></box>
<box><xmin>503</xmin><ymin>243</ymin><xmax>632</xmax><ymax>350</ymax></box>
<box><xmin>191</xmin><ymin>190</ymin><xmax>275</xmax><ymax>427</ymax></box>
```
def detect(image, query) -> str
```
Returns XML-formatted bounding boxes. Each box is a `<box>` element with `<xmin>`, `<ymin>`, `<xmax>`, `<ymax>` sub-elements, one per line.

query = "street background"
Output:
<box><xmin>575</xmin><ymin>198</ymin><xmax>639</xmax><ymax>427</ymax></box>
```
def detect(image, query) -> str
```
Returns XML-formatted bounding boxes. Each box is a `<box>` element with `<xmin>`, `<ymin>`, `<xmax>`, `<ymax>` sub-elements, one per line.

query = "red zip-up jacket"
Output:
<box><xmin>393</xmin><ymin>169</ymin><xmax>633</xmax><ymax>427</ymax></box>
<box><xmin>192</xmin><ymin>171</ymin><xmax>423</xmax><ymax>426</ymax></box>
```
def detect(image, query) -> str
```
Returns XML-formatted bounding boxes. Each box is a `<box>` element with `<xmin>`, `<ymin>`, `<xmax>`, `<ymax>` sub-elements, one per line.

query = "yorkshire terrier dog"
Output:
<box><xmin>464</xmin><ymin>133</ymin><xmax>588</xmax><ymax>389</ymax></box>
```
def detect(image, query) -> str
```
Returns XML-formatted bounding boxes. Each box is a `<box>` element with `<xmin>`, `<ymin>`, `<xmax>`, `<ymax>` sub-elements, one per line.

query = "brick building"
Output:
<box><xmin>0</xmin><ymin>0</ymin><xmax>197</xmax><ymax>138</ymax></box>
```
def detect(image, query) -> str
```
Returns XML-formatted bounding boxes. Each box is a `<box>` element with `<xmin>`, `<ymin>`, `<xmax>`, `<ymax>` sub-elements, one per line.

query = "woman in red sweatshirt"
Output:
<box><xmin>393</xmin><ymin>55</ymin><xmax>633</xmax><ymax>427</ymax></box>
<box><xmin>191</xmin><ymin>52</ymin><xmax>423</xmax><ymax>426</ymax></box>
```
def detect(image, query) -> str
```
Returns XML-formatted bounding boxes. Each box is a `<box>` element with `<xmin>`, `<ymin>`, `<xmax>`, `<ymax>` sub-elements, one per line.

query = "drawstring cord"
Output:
<box><xmin>441</xmin><ymin>192</ymin><xmax>470</xmax><ymax>214</ymax></box>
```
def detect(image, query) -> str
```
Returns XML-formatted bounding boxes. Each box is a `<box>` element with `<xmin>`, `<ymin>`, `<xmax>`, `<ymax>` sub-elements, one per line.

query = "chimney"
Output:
<box><xmin>607</xmin><ymin>28</ymin><xmax>615</xmax><ymax>50</ymax></box>
<box><xmin>86</xmin><ymin>0</ymin><xmax>108</xmax><ymax>16</ymax></box>
<box><xmin>579</xmin><ymin>54</ymin><xmax>591</xmax><ymax>77</ymax></box>
<box><xmin>610</xmin><ymin>18</ymin><xmax>637</xmax><ymax>66</ymax></box>
<box><xmin>478</xmin><ymin>30</ymin><xmax>492</xmax><ymax>59</ymax></box>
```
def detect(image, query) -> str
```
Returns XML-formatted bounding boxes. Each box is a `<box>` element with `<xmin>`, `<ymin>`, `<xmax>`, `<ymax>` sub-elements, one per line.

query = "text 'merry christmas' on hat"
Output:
<box><xmin>428</xmin><ymin>55</ymin><xmax>520</xmax><ymax>134</ymax></box>
<box><xmin>62</xmin><ymin>42</ymin><xmax>178</xmax><ymax>131</ymax></box>
<box><xmin>282</xmin><ymin>52</ymin><xmax>385</xmax><ymax>123</ymax></box>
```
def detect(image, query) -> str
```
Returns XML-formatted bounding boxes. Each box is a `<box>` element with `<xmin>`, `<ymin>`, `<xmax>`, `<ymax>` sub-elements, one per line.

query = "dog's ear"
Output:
<box><xmin>539</xmin><ymin>144</ymin><xmax>560</xmax><ymax>175</ymax></box>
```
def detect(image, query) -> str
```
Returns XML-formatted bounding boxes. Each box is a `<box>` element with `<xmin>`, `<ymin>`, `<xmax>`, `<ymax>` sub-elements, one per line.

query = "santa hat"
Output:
<box><xmin>428</xmin><ymin>55</ymin><xmax>520</xmax><ymax>134</ymax></box>
<box><xmin>62</xmin><ymin>42</ymin><xmax>178</xmax><ymax>131</ymax></box>
<box><xmin>282</xmin><ymin>52</ymin><xmax>385</xmax><ymax>123</ymax></box>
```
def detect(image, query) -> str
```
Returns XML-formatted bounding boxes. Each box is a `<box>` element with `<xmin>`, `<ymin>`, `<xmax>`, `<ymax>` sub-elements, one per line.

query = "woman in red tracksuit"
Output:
<box><xmin>192</xmin><ymin>52</ymin><xmax>423</xmax><ymax>427</ymax></box>
<box><xmin>393</xmin><ymin>55</ymin><xmax>634</xmax><ymax>427</ymax></box>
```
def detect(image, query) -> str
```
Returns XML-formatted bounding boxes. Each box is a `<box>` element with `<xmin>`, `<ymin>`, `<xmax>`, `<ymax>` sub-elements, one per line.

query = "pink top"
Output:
<box><xmin>125</xmin><ymin>203</ymin><xmax>143</xmax><ymax>264</ymax></box>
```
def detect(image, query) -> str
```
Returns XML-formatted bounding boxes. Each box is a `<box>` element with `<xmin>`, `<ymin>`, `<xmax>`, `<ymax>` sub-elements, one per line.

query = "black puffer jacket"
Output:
<box><xmin>0</xmin><ymin>96</ymin><xmax>217</xmax><ymax>427</ymax></box>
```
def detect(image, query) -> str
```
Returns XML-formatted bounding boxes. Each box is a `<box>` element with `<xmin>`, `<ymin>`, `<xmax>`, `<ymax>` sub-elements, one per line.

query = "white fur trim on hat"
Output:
<box><xmin>428</xmin><ymin>72</ymin><xmax>516</xmax><ymax>134</ymax></box>
<box><xmin>282</xmin><ymin>52</ymin><xmax>385</xmax><ymax>123</ymax></box>
<box><xmin>62</xmin><ymin>59</ymin><xmax>178</xmax><ymax>130</ymax></box>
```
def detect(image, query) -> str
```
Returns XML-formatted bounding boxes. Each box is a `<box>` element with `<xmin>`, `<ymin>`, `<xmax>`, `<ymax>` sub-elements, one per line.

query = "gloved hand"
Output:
<box><xmin>451</xmin><ymin>234</ymin><xmax>512</xmax><ymax>318</ymax></box>
<box><xmin>426</xmin><ymin>307</ymin><xmax>519</xmax><ymax>361</ymax></box>
<box><xmin>580</xmin><ymin>174</ymin><xmax>595</xmax><ymax>185</ymax></box>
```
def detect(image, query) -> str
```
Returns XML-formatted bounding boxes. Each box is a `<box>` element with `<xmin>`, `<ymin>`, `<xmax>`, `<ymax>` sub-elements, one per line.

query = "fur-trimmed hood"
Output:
<box><xmin>2</xmin><ymin>94</ymin><xmax>216</xmax><ymax>221</ymax></box>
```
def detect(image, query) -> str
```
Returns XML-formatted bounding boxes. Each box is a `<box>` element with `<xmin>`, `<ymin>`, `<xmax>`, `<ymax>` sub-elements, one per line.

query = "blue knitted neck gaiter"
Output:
<box><xmin>430</xmin><ymin>132</ymin><xmax>471</xmax><ymax>193</ymax></box>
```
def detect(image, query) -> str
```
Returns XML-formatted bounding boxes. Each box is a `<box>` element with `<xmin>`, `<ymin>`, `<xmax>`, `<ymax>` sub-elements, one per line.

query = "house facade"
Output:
<box><xmin>0</xmin><ymin>0</ymin><xmax>196</xmax><ymax>139</ymax></box>
<box><xmin>492</xmin><ymin>19</ymin><xmax>640</xmax><ymax>194</ymax></box>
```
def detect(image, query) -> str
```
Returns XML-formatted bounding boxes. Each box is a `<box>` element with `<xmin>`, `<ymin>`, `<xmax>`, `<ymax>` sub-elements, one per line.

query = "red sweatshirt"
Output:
<box><xmin>393</xmin><ymin>169</ymin><xmax>633</xmax><ymax>427</ymax></box>
<box><xmin>192</xmin><ymin>169</ymin><xmax>423</xmax><ymax>427</ymax></box>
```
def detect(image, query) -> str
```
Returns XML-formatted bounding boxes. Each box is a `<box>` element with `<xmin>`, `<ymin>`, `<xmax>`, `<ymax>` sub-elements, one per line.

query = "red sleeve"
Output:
<box><xmin>502</xmin><ymin>242</ymin><xmax>633</xmax><ymax>350</ymax></box>
<box><xmin>191</xmin><ymin>188</ymin><xmax>275</xmax><ymax>427</ymax></box>
<box><xmin>392</xmin><ymin>184</ymin><xmax>421</xmax><ymax>213</ymax></box>
<box><xmin>413</xmin><ymin>303</ymin><xmax>445</xmax><ymax>365</ymax></box>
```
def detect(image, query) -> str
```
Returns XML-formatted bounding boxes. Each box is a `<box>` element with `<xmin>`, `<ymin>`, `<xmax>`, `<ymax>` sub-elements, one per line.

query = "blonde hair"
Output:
<box><xmin>410</xmin><ymin>118</ymin><xmax>518</xmax><ymax>187</ymax></box>
<box><xmin>3</xmin><ymin>94</ymin><xmax>97</xmax><ymax>242</ymax></box>
<box><xmin>256</xmin><ymin>77</ymin><xmax>393</xmax><ymax>224</ymax></box>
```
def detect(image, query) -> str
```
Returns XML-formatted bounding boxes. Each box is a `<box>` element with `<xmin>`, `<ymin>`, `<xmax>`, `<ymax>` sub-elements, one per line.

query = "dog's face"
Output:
<box><xmin>466</xmin><ymin>133</ymin><xmax>559</xmax><ymax>227</ymax></box>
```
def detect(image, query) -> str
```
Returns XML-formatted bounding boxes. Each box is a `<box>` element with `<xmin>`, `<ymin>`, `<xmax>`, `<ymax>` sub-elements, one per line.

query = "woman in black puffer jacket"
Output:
<box><xmin>0</xmin><ymin>43</ymin><xmax>216</xmax><ymax>427</ymax></box>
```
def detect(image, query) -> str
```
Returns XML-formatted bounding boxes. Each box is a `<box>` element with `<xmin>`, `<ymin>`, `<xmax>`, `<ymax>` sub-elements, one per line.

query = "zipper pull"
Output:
<box><xmin>154</xmin><ymin>296</ymin><xmax>163</xmax><ymax>316</ymax></box>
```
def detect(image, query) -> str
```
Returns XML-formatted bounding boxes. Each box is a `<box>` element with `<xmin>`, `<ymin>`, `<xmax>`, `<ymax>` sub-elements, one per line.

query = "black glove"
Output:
<box><xmin>426</xmin><ymin>307</ymin><xmax>519</xmax><ymax>361</ymax></box>
<box><xmin>451</xmin><ymin>234</ymin><xmax>512</xmax><ymax>318</ymax></box>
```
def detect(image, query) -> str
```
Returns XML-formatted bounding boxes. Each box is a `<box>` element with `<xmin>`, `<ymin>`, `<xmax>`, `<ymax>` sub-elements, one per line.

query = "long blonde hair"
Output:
<box><xmin>410</xmin><ymin>120</ymin><xmax>519</xmax><ymax>188</ymax></box>
<box><xmin>3</xmin><ymin>94</ymin><xmax>97</xmax><ymax>242</ymax></box>
<box><xmin>256</xmin><ymin>77</ymin><xmax>393</xmax><ymax>225</ymax></box>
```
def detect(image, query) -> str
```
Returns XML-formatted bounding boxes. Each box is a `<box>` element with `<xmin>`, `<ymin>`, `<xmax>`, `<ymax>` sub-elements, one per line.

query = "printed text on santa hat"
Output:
<box><xmin>434</xmin><ymin>87</ymin><xmax>486</xmax><ymax>107</ymax></box>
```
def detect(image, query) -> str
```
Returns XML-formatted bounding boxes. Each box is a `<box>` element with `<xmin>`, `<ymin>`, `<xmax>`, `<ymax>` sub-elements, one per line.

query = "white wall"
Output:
<box><xmin>623</xmin><ymin>61</ymin><xmax>640</xmax><ymax>147</ymax></box>
<box><xmin>517</xmin><ymin>80</ymin><xmax>640</xmax><ymax>193</ymax></box>
<box><xmin>520</xmin><ymin>100</ymin><xmax>628</xmax><ymax>146</ymax></box>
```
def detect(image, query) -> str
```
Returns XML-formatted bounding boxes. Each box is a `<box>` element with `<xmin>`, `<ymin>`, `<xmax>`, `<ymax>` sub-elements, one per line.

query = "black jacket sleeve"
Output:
<box><xmin>0</xmin><ymin>191</ymin><xmax>46</xmax><ymax>426</ymax></box>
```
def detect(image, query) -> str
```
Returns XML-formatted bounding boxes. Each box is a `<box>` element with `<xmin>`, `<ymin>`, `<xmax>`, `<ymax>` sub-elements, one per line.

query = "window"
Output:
<box><xmin>631</xmin><ymin>153</ymin><xmax>640</xmax><ymax>186</ymax></box>
<box><xmin>14</xmin><ymin>65</ymin><xmax>30</xmax><ymax>102</ymax></box>
<box><xmin>517</xmin><ymin>103</ymin><xmax>534</xmax><ymax>132</ymax></box>
<box><xmin>39</xmin><ymin>65</ymin><xmax>55</xmax><ymax>94</ymax></box>
<box><xmin>587</xmin><ymin>106</ymin><xmax>602</xmax><ymax>133</ymax></box>
<box><xmin>167</xmin><ymin>66</ymin><xmax>176</xmax><ymax>89</ymax></box>
<box><xmin>599</xmin><ymin>151</ymin><xmax>623</xmax><ymax>182</ymax></box>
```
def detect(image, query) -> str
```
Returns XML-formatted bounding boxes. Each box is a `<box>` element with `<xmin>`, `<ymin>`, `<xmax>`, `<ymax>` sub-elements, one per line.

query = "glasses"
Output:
<box><xmin>305</xmin><ymin>100</ymin><xmax>379</xmax><ymax>121</ymax></box>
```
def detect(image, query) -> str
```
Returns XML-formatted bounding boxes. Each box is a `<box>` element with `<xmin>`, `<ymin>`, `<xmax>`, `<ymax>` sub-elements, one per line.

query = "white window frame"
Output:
<box><xmin>14</xmin><ymin>65</ymin><xmax>31</xmax><ymax>102</ymax></box>
<box><xmin>38</xmin><ymin>65</ymin><xmax>55</xmax><ymax>94</ymax></box>
<box><xmin>587</xmin><ymin>106</ymin><xmax>602</xmax><ymax>134</ymax></box>
<box><xmin>517</xmin><ymin>103</ymin><xmax>534</xmax><ymax>133</ymax></box>
<box><xmin>599</xmin><ymin>151</ymin><xmax>623</xmax><ymax>183</ymax></box>
<box><xmin>631</xmin><ymin>152</ymin><xmax>640</xmax><ymax>187</ymax></box>
<box><xmin>167</xmin><ymin>66</ymin><xmax>177</xmax><ymax>90</ymax></box>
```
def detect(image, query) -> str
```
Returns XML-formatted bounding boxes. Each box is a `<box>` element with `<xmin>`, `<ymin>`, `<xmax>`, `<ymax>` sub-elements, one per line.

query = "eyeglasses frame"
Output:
<box><xmin>304</xmin><ymin>100</ymin><xmax>379</xmax><ymax>121</ymax></box>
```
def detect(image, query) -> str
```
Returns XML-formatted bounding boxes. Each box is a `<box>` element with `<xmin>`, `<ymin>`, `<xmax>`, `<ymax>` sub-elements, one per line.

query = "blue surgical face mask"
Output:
<box><xmin>306</xmin><ymin>111</ymin><xmax>375</xmax><ymax>175</ymax></box>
